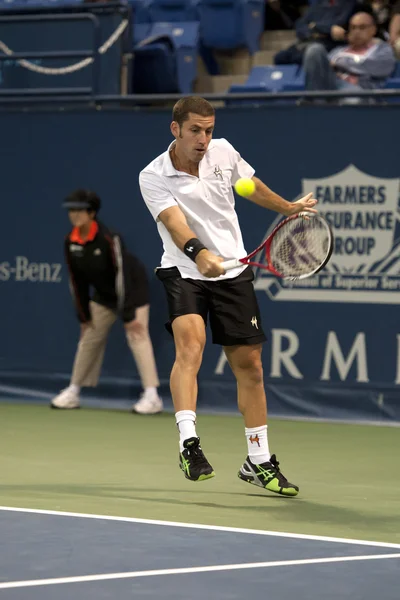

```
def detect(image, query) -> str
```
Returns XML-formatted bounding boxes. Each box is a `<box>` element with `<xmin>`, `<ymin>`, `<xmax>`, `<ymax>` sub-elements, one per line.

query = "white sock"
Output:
<box><xmin>144</xmin><ymin>387</ymin><xmax>157</xmax><ymax>396</ymax></box>
<box><xmin>175</xmin><ymin>410</ymin><xmax>197</xmax><ymax>452</ymax></box>
<box><xmin>69</xmin><ymin>384</ymin><xmax>80</xmax><ymax>395</ymax></box>
<box><xmin>245</xmin><ymin>425</ymin><xmax>270</xmax><ymax>464</ymax></box>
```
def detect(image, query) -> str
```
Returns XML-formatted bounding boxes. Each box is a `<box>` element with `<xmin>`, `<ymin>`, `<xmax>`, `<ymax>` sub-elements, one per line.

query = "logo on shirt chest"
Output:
<box><xmin>69</xmin><ymin>244</ymin><xmax>84</xmax><ymax>257</ymax></box>
<box><xmin>213</xmin><ymin>165</ymin><xmax>223</xmax><ymax>180</ymax></box>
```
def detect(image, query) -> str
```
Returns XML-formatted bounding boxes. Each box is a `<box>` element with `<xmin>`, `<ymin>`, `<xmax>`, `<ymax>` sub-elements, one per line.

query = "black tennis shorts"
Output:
<box><xmin>156</xmin><ymin>266</ymin><xmax>266</xmax><ymax>346</ymax></box>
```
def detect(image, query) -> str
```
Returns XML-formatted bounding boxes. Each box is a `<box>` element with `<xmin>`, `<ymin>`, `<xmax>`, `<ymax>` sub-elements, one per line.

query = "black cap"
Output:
<box><xmin>62</xmin><ymin>189</ymin><xmax>101</xmax><ymax>213</ymax></box>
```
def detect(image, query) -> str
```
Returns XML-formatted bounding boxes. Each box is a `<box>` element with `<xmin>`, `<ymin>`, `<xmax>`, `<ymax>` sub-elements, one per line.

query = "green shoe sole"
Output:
<box><xmin>181</xmin><ymin>468</ymin><xmax>216</xmax><ymax>482</ymax></box>
<box><xmin>238</xmin><ymin>471</ymin><xmax>299</xmax><ymax>497</ymax></box>
<box><xmin>197</xmin><ymin>471</ymin><xmax>215</xmax><ymax>481</ymax></box>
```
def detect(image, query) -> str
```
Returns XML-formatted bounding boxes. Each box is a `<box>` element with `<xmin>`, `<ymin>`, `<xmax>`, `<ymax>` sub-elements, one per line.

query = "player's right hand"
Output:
<box><xmin>195</xmin><ymin>250</ymin><xmax>225</xmax><ymax>278</ymax></box>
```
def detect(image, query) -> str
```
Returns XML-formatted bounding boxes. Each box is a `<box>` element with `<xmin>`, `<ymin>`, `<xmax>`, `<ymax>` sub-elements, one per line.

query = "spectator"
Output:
<box><xmin>357</xmin><ymin>0</ymin><xmax>395</xmax><ymax>38</ymax></box>
<box><xmin>303</xmin><ymin>11</ymin><xmax>395</xmax><ymax>97</ymax></box>
<box><xmin>389</xmin><ymin>0</ymin><xmax>400</xmax><ymax>57</ymax></box>
<box><xmin>274</xmin><ymin>0</ymin><xmax>357</xmax><ymax>65</ymax></box>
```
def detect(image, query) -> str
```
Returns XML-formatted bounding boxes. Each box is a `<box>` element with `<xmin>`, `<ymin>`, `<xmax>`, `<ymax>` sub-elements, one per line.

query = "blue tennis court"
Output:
<box><xmin>1</xmin><ymin>507</ymin><xmax>399</xmax><ymax>599</ymax></box>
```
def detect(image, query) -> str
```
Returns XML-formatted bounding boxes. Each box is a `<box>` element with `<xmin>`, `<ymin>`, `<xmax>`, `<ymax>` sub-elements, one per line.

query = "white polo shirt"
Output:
<box><xmin>139</xmin><ymin>138</ymin><xmax>255</xmax><ymax>281</ymax></box>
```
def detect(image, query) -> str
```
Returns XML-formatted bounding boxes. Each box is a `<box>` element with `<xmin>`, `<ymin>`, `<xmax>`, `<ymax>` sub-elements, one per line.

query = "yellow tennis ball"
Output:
<box><xmin>234</xmin><ymin>178</ymin><xmax>255</xmax><ymax>197</ymax></box>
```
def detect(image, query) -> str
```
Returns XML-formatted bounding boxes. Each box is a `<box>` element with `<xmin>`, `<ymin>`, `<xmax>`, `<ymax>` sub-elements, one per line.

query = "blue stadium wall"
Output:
<box><xmin>1</xmin><ymin>105</ymin><xmax>400</xmax><ymax>422</ymax></box>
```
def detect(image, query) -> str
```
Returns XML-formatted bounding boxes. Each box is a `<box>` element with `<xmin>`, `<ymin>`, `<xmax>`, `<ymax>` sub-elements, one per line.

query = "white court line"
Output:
<box><xmin>1</xmin><ymin>505</ymin><xmax>400</xmax><ymax>549</ymax></box>
<box><xmin>1</xmin><ymin>553</ymin><xmax>399</xmax><ymax>590</ymax></box>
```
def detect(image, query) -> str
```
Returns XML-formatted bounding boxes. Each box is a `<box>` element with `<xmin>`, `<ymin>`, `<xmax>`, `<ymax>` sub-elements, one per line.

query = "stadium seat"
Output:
<box><xmin>385</xmin><ymin>61</ymin><xmax>400</xmax><ymax>88</ymax></box>
<box><xmin>229</xmin><ymin>64</ymin><xmax>304</xmax><ymax>92</ymax></box>
<box><xmin>23</xmin><ymin>0</ymin><xmax>82</xmax><ymax>5</ymax></box>
<box><xmin>148</xmin><ymin>0</ymin><xmax>198</xmax><ymax>22</ymax></box>
<box><xmin>128</xmin><ymin>0</ymin><xmax>151</xmax><ymax>23</ymax></box>
<box><xmin>383</xmin><ymin>62</ymin><xmax>400</xmax><ymax>103</ymax></box>
<box><xmin>133</xmin><ymin>23</ymin><xmax>152</xmax><ymax>45</ymax></box>
<box><xmin>128</xmin><ymin>0</ymin><xmax>152</xmax><ymax>47</ymax></box>
<box><xmin>0</xmin><ymin>0</ymin><xmax>27</xmax><ymax>8</ymax></box>
<box><xmin>197</xmin><ymin>0</ymin><xmax>264</xmax><ymax>54</ymax></box>
<box><xmin>133</xmin><ymin>39</ymin><xmax>176</xmax><ymax>93</ymax></box>
<box><xmin>227</xmin><ymin>65</ymin><xmax>305</xmax><ymax>104</ymax></box>
<box><xmin>133</xmin><ymin>21</ymin><xmax>199</xmax><ymax>93</ymax></box>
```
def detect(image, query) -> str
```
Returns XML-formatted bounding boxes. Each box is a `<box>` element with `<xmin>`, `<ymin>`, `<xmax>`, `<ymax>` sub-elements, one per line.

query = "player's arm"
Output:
<box><xmin>158</xmin><ymin>206</ymin><xmax>224</xmax><ymax>278</ymax></box>
<box><xmin>225</xmin><ymin>138</ymin><xmax>317</xmax><ymax>216</ymax></box>
<box><xmin>247</xmin><ymin>177</ymin><xmax>318</xmax><ymax>216</ymax></box>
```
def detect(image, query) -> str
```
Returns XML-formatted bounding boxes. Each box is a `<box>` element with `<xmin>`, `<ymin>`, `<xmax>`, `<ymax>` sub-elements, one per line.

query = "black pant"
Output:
<box><xmin>156</xmin><ymin>266</ymin><xmax>266</xmax><ymax>346</ymax></box>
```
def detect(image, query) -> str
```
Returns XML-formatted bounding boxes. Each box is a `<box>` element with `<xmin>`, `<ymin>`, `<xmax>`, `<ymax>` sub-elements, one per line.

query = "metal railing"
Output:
<box><xmin>0</xmin><ymin>12</ymin><xmax>101</xmax><ymax>97</ymax></box>
<box><xmin>1</xmin><ymin>87</ymin><xmax>400</xmax><ymax>108</ymax></box>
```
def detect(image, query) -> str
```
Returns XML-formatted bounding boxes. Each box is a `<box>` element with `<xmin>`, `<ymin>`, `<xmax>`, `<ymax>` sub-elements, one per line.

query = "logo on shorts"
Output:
<box><xmin>94</xmin><ymin>248</ymin><xmax>102</xmax><ymax>256</ymax></box>
<box><xmin>249</xmin><ymin>435</ymin><xmax>260</xmax><ymax>446</ymax></box>
<box><xmin>251</xmin><ymin>316</ymin><xmax>258</xmax><ymax>329</ymax></box>
<box><xmin>214</xmin><ymin>165</ymin><xmax>223</xmax><ymax>180</ymax></box>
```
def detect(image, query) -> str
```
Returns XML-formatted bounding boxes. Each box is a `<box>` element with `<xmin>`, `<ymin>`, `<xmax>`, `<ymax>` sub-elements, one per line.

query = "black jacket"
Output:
<box><xmin>64</xmin><ymin>220</ymin><xmax>149</xmax><ymax>323</ymax></box>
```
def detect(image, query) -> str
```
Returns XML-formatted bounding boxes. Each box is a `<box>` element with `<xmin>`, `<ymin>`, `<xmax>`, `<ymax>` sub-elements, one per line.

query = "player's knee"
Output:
<box><xmin>246</xmin><ymin>360</ymin><xmax>264</xmax><ymax>386</ymax></box>
<box><xmin>234</xmin><ymin>354</ymin><xmax>264</xmax><ymax>385</ymax></box>
<box><xmin>176</xmin><ymin>338</ymin><xmax>204</xmax><ymax>369</ymax></box>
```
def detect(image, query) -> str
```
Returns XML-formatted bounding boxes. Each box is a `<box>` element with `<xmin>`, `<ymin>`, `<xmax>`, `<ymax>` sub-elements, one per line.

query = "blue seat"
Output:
<box><xmin>0</xmin><ymin>0</ymin><xmax>27</xmax><ymax>8</ymax></box>
<box><xmin>148</xmin><ymin>0</ymin><xmax>198</xmax><ymax>22</ymax></box>
<box><xmin>383</xmin><ymin>62</ymin><xmax>400</xmax><ymax>104</ymax></box>
<box><xmin>133</xmin><ymin>21</ymin><xmax>199</xmax><ymax>93</ymax></box>
<box><xmin>392</xmin><ymin>62</ymin><xmax>400</xmax><ymax>78</ymax></box>
<box><xmin>228</xmin><ymin>65</ymin><xmax>305</xmax><ymax>104</ymax></box>
<box><xmin>248</xmin><ymin>65</ymin><xmax>304</xmax><ymax>90</ymax></box>
<box><xmin>133</xmin><ymin>39</ymin><xmax>177</xmax><ymax>93</ymax></box>
<box><xmin>133</xmin><ymin>23</ymin><xmax>152</xmax><ymax>45</ymax></box>
<box><xmin>198</xmin><ymin>0</ymin><xmax>264</xmax><ymax>54</ymax></box>
<box><xmin>128</xmin><ymin>0</ymin><xmax>152</xmax><ymax>47</ymax></box>
<box><xmin>385</xmin><ymin>61</ymin><xmax>400</xmax><ymax>88</ymax></box>
<box><xmin>128</xmin><ymin>0</ymin><xmax>151</xmax><ymax>24</ymax></box>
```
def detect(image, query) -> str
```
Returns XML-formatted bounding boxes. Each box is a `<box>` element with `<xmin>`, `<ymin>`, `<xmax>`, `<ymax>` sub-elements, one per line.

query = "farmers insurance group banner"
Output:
<box><xmin>0</xmin><ymin>107</ymin><xmax>399</xmax><ymax>421</ymax></box>
<box><xmin>258</xmin><ymin>164</ymin><xmax>400</xmax><ymax>304</ymax></box>
<box><xmin>213</xmin><ymin>161</ymin><xmax>400</xmax><ymax>422</ymax></box>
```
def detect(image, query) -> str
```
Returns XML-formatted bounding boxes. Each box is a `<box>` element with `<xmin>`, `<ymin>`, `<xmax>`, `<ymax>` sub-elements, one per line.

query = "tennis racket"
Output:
<box><xmin>222</xmin><ymin>212</ymin><xmax>333</xmax><ymax>280</ymax></box>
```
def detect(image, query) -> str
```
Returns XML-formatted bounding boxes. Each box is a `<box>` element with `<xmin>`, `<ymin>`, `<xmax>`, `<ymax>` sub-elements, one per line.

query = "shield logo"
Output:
<box><xmin>303</xmin><ymin>165</ymin><xmax>400</xmax><ymax>273</ymax></box>
<box><xmin>254</xmin><ymin>165</ymin><xmax>400</xmax><ymax>304</ymax></box>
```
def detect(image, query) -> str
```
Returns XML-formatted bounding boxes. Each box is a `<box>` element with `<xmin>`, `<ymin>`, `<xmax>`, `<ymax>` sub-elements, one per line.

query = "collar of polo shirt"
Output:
<box><xmin>163</xmin><ymin>141</ymin><xmax>207</xmax><ymax>177</ymax></box>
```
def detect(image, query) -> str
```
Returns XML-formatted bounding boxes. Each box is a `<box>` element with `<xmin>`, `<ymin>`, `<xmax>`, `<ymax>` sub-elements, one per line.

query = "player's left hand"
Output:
<box><xmin>289</xmin><ymin>193</ymin><xmax>318</xmax><ymax>215</ymax></box>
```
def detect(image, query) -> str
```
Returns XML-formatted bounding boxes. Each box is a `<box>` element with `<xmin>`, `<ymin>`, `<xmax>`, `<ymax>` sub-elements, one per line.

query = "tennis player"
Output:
<box><xmin>139</xmin><ymin>97</ymin><xmax>317</xmax><ymax>495</ymax></box>
<box><xmin>51</xmin><ymin>189</ymin><xmax>163</xmax><ymax>415</ymax></box>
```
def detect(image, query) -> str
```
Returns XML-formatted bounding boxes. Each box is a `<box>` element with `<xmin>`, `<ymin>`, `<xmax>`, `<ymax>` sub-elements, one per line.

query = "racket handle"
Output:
<box><xmin>221</xmin><ymin>258</ymin><xmax>243</xmax><ymax>271</ymax></box>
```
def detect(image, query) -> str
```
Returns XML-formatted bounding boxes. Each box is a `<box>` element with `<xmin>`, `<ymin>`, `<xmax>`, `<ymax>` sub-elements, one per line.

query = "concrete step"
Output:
<box><xmin>265</xmin><ymin>30</ymin><xmax>298</xmax><ymax>42</ymax></box>
<box><xmin>260</xmin><ymin>30</ymin><xmax>296</xmax><ymax>51</ymax></box>
<box><xmin>214</xmin><ymin>48</ymin><xmax>252</xmax><ymax>75</ymax></box>
<box><xmin>194</xmin><ymin>74</ymin><xmax>247</xmax><ymax>94</ymax></box>
<box><xmin>252</xmin><ymin>50</ymin><xmax>276</xmax><ymax>67</ymax></box>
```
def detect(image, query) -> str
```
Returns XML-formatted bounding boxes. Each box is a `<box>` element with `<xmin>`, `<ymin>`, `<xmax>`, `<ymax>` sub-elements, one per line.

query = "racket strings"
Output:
<box><xmin>270</xmin><ymin>217</ymin><xmax>330</xmax><ymax>277</ymax></box>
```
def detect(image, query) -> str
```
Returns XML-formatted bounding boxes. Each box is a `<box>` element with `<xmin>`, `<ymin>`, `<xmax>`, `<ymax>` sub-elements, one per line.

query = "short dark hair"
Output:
<box><xmin>62</xmin><ymin>189</ymin><xmax>101</xmax><ymax>215</ymax></box>
<box><xmin>172</xmin><ymin>96</ymin><xmax>215</xmax><ymax>128</ymax></box>
<box><xmin>350</xmin><ymin>10</ymin><xmax>378</xmax><ymax>28</ymax></box>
